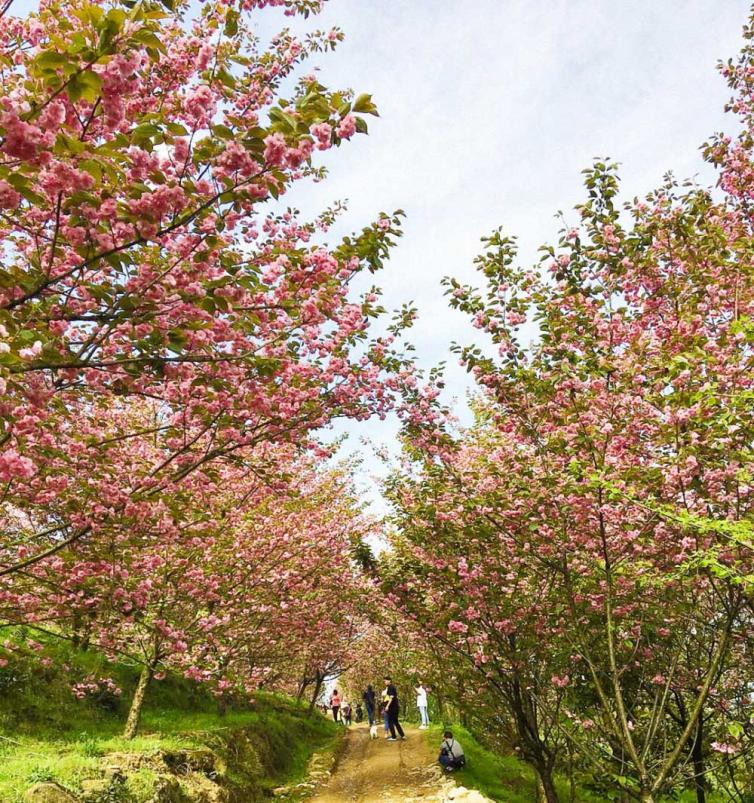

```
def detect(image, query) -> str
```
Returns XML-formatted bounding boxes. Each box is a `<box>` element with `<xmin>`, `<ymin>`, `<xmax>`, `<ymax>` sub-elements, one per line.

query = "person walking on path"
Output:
<box><xmin>415</xmin><ymin>681</ymin><xmax>429</xmax><ymax>729</ymax></box>
<box><xmin>342</xmin><ymin>700</ymin><xmax>352</xmax><ymax>726</ymax></box>
<box><xmin>383</xmin><ymin>675</ymin><xmax>405</xmax><ymax>741</ymax></box>
<box><xmin>362</xmin><ymin>684</ymin><xmax>376</xmax><ymax>725</ymax></box>
<box><xmin>330</xmin><ymin>689</ymin><xmax>341</xmax><ymax>723</ymax></box>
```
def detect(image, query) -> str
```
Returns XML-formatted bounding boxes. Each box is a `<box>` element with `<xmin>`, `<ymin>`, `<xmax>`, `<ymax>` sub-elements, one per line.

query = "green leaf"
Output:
<box><xmin>131</xmin><ymin>28</ymin><xmax>166</xmax><ymax>54</ymax></box>
<box><xmin>212</xmin><ymin>124</ymin><xmax>234</xmax><ymax>140</ymax></box>
<box><xmin>352</xmin><ymin>93</ymin><xmax>379</xmax><ymax>116</ymax></box>
<box><xmin>79</xmin><ymin>159</ymin><xmax>103</xmax><ymax>184</ymax></box>
<box><xmin>68</xmin><ymin>70</ymin><xmax>103</xmax><ymax>104</ymax></box>
<box><xmin>216</xmin><ymin>68</ymin><xmax>237</xmax><ymax>90</ymax></box>
<box><xmin>167</xmin><ymin>329</ymin><xmax>187</xmax><ymax>351</ymax></box>
<box><xmin>728</xmin><ymin>721</ymin><xmax>744</xmax><ymax>739</ymax></box>
<box><xmin>224</xmin><ymin>9</ymin><xmax>240</xmax><ymax>37</ymax></box>
<box><xmin>269</xmin><ymin>107</ymin><xmax>297</xmax><ymax>134</ymax></box>
<box><xmin>19</xmin><ymin>185</ymin><xmax>46</xmax><ymax>206</ymax></box>
<box><xmin>105</xmin><ymin>8</ymin><xmax>127</xmax><ymax>27</ymax></box>
<box><xmin>67</xmin><ymin>33</ymin><xmax>88</xmax><ymax>55</ymax></box>
<box><xmin>55</xmin><ymin>133</ymin><xmax>87</xmax><ymax>156</ymax></box>
<box><xmin>34</xmin><ymin>51</ymin><xmax>69</xmax><ymax>72</ymax></box>
<box><xmin>165</xmin><ymin>122</ymin><xmax>189</xmax><ymax>136</ymax></box>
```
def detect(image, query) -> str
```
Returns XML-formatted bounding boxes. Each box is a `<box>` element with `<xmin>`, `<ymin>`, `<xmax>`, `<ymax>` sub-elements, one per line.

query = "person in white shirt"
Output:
<box><xmin>415</xmin><ymin>681</ymin><xmax>429</xmax><ymax>728</ymax></box>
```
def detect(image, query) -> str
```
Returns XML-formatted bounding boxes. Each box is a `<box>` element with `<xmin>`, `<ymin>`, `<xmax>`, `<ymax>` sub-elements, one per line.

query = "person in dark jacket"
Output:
<box><xmin>362</xmin><ymin>684</ymin><xmax>376</xmax><ymax>725</ymax></box>
<box><xmin>383</xmin><ymin>675</ymin><xmax>405</xmax><ymax>741</ymax></box>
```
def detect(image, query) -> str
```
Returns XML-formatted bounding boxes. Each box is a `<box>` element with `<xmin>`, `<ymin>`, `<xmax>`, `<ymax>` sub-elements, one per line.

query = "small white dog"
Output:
<box><xmin>369</xmin><ymin>724</ymin><xmax>378</xmax><ymax>739</ymax></box>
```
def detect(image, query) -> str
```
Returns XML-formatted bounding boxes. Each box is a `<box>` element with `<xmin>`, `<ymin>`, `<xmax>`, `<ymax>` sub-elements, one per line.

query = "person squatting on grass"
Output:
<box><xmin>438</xmin><ymin>730</ymin><xmax>466</xmax><ymax>772</ymax></box>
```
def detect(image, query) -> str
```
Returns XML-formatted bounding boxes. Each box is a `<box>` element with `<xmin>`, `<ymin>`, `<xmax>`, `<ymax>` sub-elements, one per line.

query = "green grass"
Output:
<box><xmin>0</xmin><ymin>629</ymin><xmax>338</xmax><ymax>802</ymax></box>
<box><xmin>421</xmin><ymin>724</ymin><xmax>729</xmax><ymax>803</ymax></box>
<box><xmin>0</xmin><ymin>700</ymin><xmax>337</xmax><ymax>802</ymax></box>
<box><xmin>421</xmin><ymin>723</ymin><xmax>590</xmax><ymax>803</ymax></box>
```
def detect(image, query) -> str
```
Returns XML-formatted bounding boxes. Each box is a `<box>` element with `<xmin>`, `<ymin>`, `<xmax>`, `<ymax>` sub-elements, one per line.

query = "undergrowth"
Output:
<box><xmin>0</xmin><ymin>628</ymin><xmax>336</xmax><ymax>802</ymax></box>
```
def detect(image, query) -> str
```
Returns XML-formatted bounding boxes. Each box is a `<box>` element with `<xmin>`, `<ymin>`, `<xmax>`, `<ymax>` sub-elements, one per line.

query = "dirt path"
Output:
<box><xmin>308</xmin><ymin>724</ymin><xmax>484</xmax><ymax>803</ymax></box>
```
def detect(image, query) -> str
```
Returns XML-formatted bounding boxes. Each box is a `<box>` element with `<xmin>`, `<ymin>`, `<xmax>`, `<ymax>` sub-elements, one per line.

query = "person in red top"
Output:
<box><xmin>329</xmin><ymin>690</ymin><xmax>341</xmax><ymax>723</ymax></box>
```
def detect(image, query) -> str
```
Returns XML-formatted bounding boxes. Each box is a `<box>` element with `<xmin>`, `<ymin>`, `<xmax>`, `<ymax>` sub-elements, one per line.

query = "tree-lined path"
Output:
<box><xmin>309</xmin><ymin>724</ymin><xmax>487</xmax><ymax>803</ymax></box>
<box><xmin>3</xmin><ymin>0</ymin><xmax>754</xmax><ymax>800</ymax></box>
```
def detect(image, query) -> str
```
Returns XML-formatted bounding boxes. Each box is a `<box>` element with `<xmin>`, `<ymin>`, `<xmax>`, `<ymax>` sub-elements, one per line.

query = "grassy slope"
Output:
<box><xmin>0</xmin><ymin>631</ymin><xmax>337</xmax><ymax>802</ymax></box>
<box><xmin>422</xmin><ymin>724</ymin><xmax>725</xmax><ymax>803</ymax></box>
<box><xmin>422</xmin><ymin>723</ymin><xmax>599</xmax><ymax>803</ymax></box>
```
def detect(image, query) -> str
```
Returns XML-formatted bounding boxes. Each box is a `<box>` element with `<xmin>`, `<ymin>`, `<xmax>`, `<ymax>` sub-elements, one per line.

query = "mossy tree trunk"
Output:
<box><xmin>308</xmin><ymin>671</ymin><xmax>324</xmax><ymax>716</ymax></box>
<box><xmin>124</xmin><ymin>662</ymin><xmax>155</xmax><ymax>739</ymax></box>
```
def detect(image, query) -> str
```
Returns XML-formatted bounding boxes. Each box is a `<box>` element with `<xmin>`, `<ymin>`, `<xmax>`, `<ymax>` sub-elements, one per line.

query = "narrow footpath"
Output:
<box><xmin>308</xmin><ymin>724</ymin><xmax>488</xmax><ymax>803</ymax></box>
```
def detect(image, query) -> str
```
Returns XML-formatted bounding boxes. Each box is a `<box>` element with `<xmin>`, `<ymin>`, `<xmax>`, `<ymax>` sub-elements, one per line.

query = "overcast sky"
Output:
<box><xmin>253</xmin><ymin>1</ymin><xmax>750</xmax><ymax>514</ymax></box>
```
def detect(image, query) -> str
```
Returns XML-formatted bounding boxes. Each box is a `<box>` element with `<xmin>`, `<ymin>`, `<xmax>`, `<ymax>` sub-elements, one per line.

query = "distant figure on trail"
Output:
<box><xmin>383</xmin><ymin>675</ymin><xmax>406</xmax><ymax>741</ymax></box>
<box><xmin>363</xmin><ymin>684</ymin><xmax>376</xmax><ymax>725</ymax></box>
<box><xmin>355</xmin><ymin>702</ymin><xmax>363</xmax><ymax>723</ymax></box>
<box><xmin>415</xmin><ymin>681</ymin><xmax>429</xmax><ymax>729</ymax></box>
<box><xmin>438</xmin><ymin>730</ymin><xmax>466</xmax><ymax>772</ymax></box>
<box><xmin>330</xmin><ymin>689</ymin><xmax>341</xmax><ymax>723</ymax></box>
<box><xmin>342</xmin><ymin>700</ymin><xmax>352</xmax><ymax>726</ymax></box>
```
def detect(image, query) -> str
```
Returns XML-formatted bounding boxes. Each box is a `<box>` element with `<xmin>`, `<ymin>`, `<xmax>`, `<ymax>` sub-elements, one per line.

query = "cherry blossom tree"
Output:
<box><xmin>0</xmin><ymin>0</ymin><xmax>419</xmax><ymax>744</ymax></box>
<box><xmin>388</xmin><ymin>11</ymin><xmax>754</xmax><ymax>801</ymax></box>
<box><xmin>3</xmin><ymin>420</ymin><xmax>374</xmax><ymax>737</ymax></box>
<box><xmin>0</xmin><ymin>0</ymin><xmax>412</xmax><ymax>585</ymax></box>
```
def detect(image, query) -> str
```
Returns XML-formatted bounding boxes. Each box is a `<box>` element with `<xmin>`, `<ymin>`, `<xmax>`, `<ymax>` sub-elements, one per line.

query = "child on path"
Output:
<box><xmin>380</xmin><ymin>685</ymin><xmax>390</xmax><ymax>738</ymax></box>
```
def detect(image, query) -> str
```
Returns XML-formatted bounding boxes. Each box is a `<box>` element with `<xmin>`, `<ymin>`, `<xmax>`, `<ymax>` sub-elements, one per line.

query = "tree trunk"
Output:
<box><xmin>71</xmin><ymin>611</ymin><xmax>82</xmax><ymax>649</ymax></box>
<box><xmin>434</xmin><ymin>686</ymin><xmax>446</xmax><ymax>724</ymax></box>
<box><xmin>674</xmin><ymin>691</ymin><xmax>706</xmax><ymax>803</ymax></box>
<box><xmin>308</xmin><ymin>672</ymin><xmax>324</xmax><ymax>716</ymax></box>
<box><xmin>536</xmin><ymin>767</ymin><xmax>560</xmax><ymax>803</ymax></box>
<box><xmin>124</xmin><ymin>664</ymin><xmax>153</xmax><ymax>739</ymax></box>
<box><xmin>566</xmin><ymin>742</ymin><xmax>576</xmax><ymax>803</ymax></box>
<box><xmin>691</xmin><ymin>717</ymin><xmax>706</xmax><ymax>803</ymax></box>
